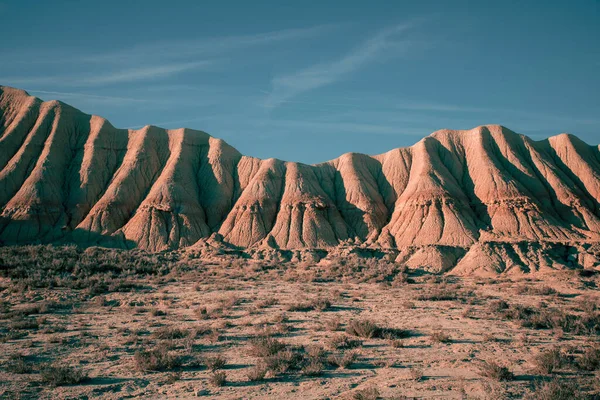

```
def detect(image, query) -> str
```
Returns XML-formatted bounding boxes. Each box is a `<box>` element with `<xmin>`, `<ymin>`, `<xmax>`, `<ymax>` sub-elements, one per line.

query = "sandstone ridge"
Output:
<box><xmin>1</xmin><ymin>85</ymin><xmax>599</xmax><ymax>275</ymax></box>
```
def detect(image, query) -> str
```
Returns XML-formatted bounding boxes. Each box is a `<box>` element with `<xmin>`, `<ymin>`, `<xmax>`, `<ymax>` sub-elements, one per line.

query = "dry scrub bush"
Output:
<box><xmin>351</xmin><ymin>387</ymin><xmax>380</xmax><ymax>400</ymax></box>
<box><xmin>577</xmin><ymin>345</ymin><xmax>600</xmax><ymax>371</ymax></box>
<box><xmin>286</xmin><ymin>297</ymin><xmax>331</xmax><ymax>312</ymax></box>
<box><xmin>153</xmin><ymin>326</ymin><xmax>190</xmax><ymax>340</ymax></box>
<box><xmin>325</xmin><ymin>317</ymin><xmax>342</xmax><ymax>332</ymax></box>
<box><xmin>327</xmin><ymin>351</ymin><xmax>359</xmax><ymax>369</ymax></box>
<box><xmin>301</xmin><ymin>358</ymin><xmax>325</xmax><ymax>376</ymax></box>
<box><xmin>40</xmin><ymin>363</ymin><xmax>89</xmax><ymax>386</ymax></box>
<box><xmin>531</xmin><ymin>347</ymin><xmax>565</xmax><ymax>374</ymax></box>
<box><xmin>6</xmin><ymin>354</ymin><xmax>33</xmax><ymax>374</ymax></box>
<box><xmin>409</xmin><ymin>367</ymin><xmax>424</xmax><ymax>381</ymax></box>
<box><xmin>134</xmin><ymin>343</ymin><xmax>182</xmax><ymax>371</ymax></box>
<box><xmin>524</xmin><ymin>379</ymin><xmax>584</xmax><ymax>400</ymax></box>
<box><xmin>204</xmin><ymin>354</ymin><xmax>227</xmax><ymax>371</ymax></box>
<box><xmin>248</xmin><ymin>337</ymin><xmax>287</xmax><ymax>357</ymax></box>
<box><xmin>430</xmin><ymin>329</ymin><xmax>451</xmax><ymax>343</ymax></box>
<box><xmin>327</xmin><ymin>334</ymin><xmax>363</xmax><ymax>350</ymax></box>
<box><xmin>246</xmin><ymin>364</ymin><xmax>268</xmax><ymax>382</ymax></box>
<box><xmin>346</xmin><ymin>319</ymin><xmax>409</xmax><ymax>339</ymax></box>
<box><xmin>209</xmin><ymin>371</ymin><xmax>227</xmax><ymax>387</ymax></box>
<box><xmin>478</xmin><ymin>361</ymin><xmax>514</xmax><ymax>381</ymax></box>
<box><xmin>0</xmin><ymin>245</ymin><xmax>178</xmax><ymax>293</ymax></box>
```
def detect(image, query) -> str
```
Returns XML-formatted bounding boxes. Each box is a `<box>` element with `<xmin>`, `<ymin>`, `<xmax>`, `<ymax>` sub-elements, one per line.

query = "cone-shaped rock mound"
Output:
<box><xmin>1</xmin><ymin>85</ymin><xmax>599</xmax><ymax>274</ymax></box>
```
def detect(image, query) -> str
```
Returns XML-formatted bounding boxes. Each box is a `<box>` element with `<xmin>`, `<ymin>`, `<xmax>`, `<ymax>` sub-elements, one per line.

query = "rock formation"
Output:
<box><xmin>1</xmin><ymin>85</ymin><xmax>599</xmax><ymax>274</ymax></box>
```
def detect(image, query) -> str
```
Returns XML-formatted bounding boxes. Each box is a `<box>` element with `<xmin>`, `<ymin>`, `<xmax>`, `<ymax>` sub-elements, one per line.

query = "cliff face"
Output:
<box><xmin>1</xmin><ymin>85</ymin><xmax>599</xmax><ymax>274</ymax></box>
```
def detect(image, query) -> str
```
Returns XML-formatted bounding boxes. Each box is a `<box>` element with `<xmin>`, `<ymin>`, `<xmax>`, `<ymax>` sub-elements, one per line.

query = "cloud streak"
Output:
<box><xmin>26</xmin><ymin>89</ymin><xmax>151</xmax><ymax>104</ymax></box>
<box><xmin>263</xmin><ymin>22</ymin><xmax>418</xmax><ymax>108</ymax></box>
<box><xmin>83</xmin><ymin>61</ymin><xmax>212</xmax><ymax>85</ymax></box>
<box><xmin>84</xmin><ymin>24</ymin><xmax>340</xmax><ymax>65</ymax></box>
<box><xmin>2</xmin><ymin>25</ymin><xmax>337</xmax><ymax>88</ymax></box>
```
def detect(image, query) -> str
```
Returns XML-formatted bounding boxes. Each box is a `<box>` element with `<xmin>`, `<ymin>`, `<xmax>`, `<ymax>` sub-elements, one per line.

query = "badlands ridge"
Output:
<box><xmin>0</xmin><ymin>85</ymin><xmax>599</xmax><ymax>275</ymax></box>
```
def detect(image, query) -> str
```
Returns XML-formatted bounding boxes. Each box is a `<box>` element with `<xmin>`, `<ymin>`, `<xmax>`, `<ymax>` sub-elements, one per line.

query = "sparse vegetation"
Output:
<box><xmin>531</xmin><ymin>347</ymin><xmax>565</xmax><ymax>374</ymax></box>
<box><xmin>133</xmin><ymin>343</ymin><xmax>182</xmax><ymax>371</ymax></box>
<box><xmin>351</xmin><ymin>387</ymin><xmax>380</xmax><ymax>400</ymax></box>
<box><xmin>478</xmin><ymin>361</ymin><xmax>514</xmax><ymax>381</ymax></box>
<box><xmin>524</xmin><ymin>379</ymin><xmax>584</xmax><ymax>400</ymax></box>
<box><xmin>209</xmin><ymin>370</ymin><xmax>227</xmax><ymax>387</ymax></box>
<box><xmin>246</xmin><ymin>364</ymin><xmax>268</xmax><ymax>382</ymax></box>
<box><xmin>430</xmin><ymin>329</ymin><xmax>451</xmax><ymax>343</ymax></box>
<box><xmin>409</xmin><ymin>367</ymin><xmax>424</xmax><ymax>382</ymax></box>
<box><xmin>6</xmin><ymin>354</ymin><xmax>33</xmax><ymax>374</ymax></box>
<box><xmin>576</xmin><ymin>345</ymin><xmax>600</xmax><ymax>371</ymax></box>
<box><xmin>248</xmin><ymin>337</ymin><xmax>287</xmax><ymax>357</ymax></box>
<box><xmin>327</xmin><ymin>334</ymin><xmax>363</xmax><ymax>349</ymax></box>
<box><xmin>40</xmin><ymin>363</ymin><xmax>89</xmax><ymax>386</ymax></box>
<box><xmin>204</xmin><ymin>354</ymin><xmax>227</xmax><ymax>371</ymax></box>
<box><xmin>328</xmin><ymin>351</ymin><xmax>359</xmax><ymax>369</ymax></box>
<box><xmin>346</xmin><ymin>319</ymin><xmax>409</xmax><ymax>339</ymax></box>
<box><xmin>2</xmin><ymin>244</ymin><xmax>599</xmax><ymax>399</ymax></box>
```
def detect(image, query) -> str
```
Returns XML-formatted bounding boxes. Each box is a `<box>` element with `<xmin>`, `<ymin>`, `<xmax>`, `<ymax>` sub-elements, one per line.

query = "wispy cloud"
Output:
<box><xmin>26</xmin><ymin>89</ymin><xmax>150</xmax><ymax>103</ymax></box>
<box><xmin>1</xmin><ymin>61</ymin><xmax>213</xmax><ymax>88</ymax></box>
<box><xmin>2</xmin><ymin>25</ymin><xmax>337</xmax><ymax>88</ymax></box>
<box><xmin>83</xmin><ymin>61</ymin><xmax>212</xmax><ymax>85</ymax></box>
<box><xmin>84</xmin><ymin>24</ymin><xmax>340</xmax><ymax>65</ymax></box>
<box><xmin>263</xmin><ymin>22</ymin><xmax>419</xmax><ymax>108</ymax></box>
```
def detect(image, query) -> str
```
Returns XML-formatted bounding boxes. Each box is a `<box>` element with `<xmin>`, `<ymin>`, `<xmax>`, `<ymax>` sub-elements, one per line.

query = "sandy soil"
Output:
<box><xmin>1</xmin><ymin>257</ymin><xmax>600</xmax><ymax>399</ymax></box>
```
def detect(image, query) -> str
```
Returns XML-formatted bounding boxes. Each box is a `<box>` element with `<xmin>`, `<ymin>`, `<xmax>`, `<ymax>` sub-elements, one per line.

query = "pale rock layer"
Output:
<box><xmin>1</xmin><ymin>86</ymin><xmax>599</xmax><ymax>275</ymax></box>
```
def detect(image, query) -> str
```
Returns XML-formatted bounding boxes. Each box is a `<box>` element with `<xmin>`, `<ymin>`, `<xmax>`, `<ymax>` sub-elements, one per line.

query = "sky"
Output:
<box><xmin>0</xmin><ymin>0</ymin><xmax>598</xmax><ymax>164</ymax></box>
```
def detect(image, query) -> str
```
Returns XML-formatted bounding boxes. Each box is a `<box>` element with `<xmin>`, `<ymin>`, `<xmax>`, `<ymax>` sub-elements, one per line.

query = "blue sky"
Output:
<box><xmin>1</xmin><ymin>0</ymin><xmax>598</xmax><ymax>164</ymax></box>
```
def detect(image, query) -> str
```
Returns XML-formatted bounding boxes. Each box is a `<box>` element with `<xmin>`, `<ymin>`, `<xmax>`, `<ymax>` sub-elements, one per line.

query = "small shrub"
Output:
<box><xmin>402</xmin><ymin>301</ymin><xmax>416</xmax><ymax>309</ymax></box>
<box><xmin>482</xmin><ymin>333</ymin><xmax>498</xmax><ymax>343</ymax></box>
<box><xmin>430</xmin><ymin>330</ymin><xmax>451</xmax><ymax>343</ymax></box>
<box><xmin>328</xmin><ymin>351</ymin><xmax>359</xmax><ymax>369</ymax></box>
<box><xmin>40</xmin><ymin>363</ymin><xmax>89</xmax><ymax>386</ymax></box>
<box><xmin>153</xmin><ymin>326</ymin><xmax>189</xmax><ymax>340</ymax></box>
<box><xmin>264</xmin><ymin>349</ymin><xmax>303</xmax><ymax>374</ymax></box>
<box><xmin>246</xmin><ymin>364</ymin><xmax>268</xmax><ymax>382</ymax></box>
<box><xmin>325</xmin><ymin>318</ymin><xmax>342</xmax><ymax>331</ymax></box>
<box><xmin>532</xmin><ymin>347</ymin><xmax>564</xmax><ymax>374</ymax></box>
<box><xmin>165</xmin><ymin>372</ymin><xmax>181</xmax><ymax>384</ymax></box>
<box><xmin>6</xmin><ymin>354</ymin><xmax>32</xmax><ymax>374</ymax></box>
<box><xmin>346</xmin><ymin>319</ymin><xmax>409</xmax><ymax>339</ymax></box>
<box><xmin>209</xmin><ymin>370</ymin><xmax>227</xmax><ymax>387</ymax></box>
<box><xmin>195</xmin><ymin>307</ymin><xmax>209</xmax><ymax>320</ymax></box>
<box><xmin>150</xmin><ymin>308</ymin><xmax>166</xmax><ymax>317</ymax></box>
<box><xmin>346</xmin><ymin>320</ymin><xmax>379</xmax><ymax>338</ymax></box>
<box><xmin>9</xmin><ymin>318</ymin><xmax>39</xmax><ymax>330</ymax></box>
<box><xmin>352</xmin><ymin>387</ymin><xmax>380</xmax><ymax>400</ymax></box>
<box><xmin>488</xmin><ymin>299</ymin><xmax>509</xmax><ymax>313</ymax></box>
<box><xmin>205</xmin><ymin>354</ymin><xmax>226</xmax><ymax>371</ymax></box>
<box><xmin>517</xmin><ymin>285</ymin><xmax>557</xmax><ymax>296</ymax></box>
<box><xmin>256</xmin><ymin>297</ymin><xmax>278</xmax><ymax>309</ymax></box>
<box><xmin>415</xmin><ymin>286</ymin><xmax>460</xmax><ymax>301</ymax></box>
<box><xmin>462</xmin><ymin>307</ymin><xmax>476</xmax><ymax>318</ymax></box>
<box><xmin>305</xmin><ymin>345</ymin><xmax>326</xmax><ymax>359</ymax></box>
<box><xmin>301</xmin><ymin>358</ymin><xmax>324</xmax><ymax>376</ymax></box>
<box><xmin>248</xmin><ymin>337</ymin><xmax>287</xmax><ymax>357</ymax></box>
<box><xmin>577</xmin><ymin>345</ymin><xmax>600</xmax><ymax>371</ymax></box>
<box><xmin>524</xmin><ymin>379</ymin><xmax>584</xmax><ymax>400</ymax></box>
<box><xmin>286</xmin><ymin>297</ymin><xmax>331</xmax><ymax>312</ymax></box>
<box><xmin>409</xmin><ymin>367</ymin><xmax>424</xmax><ymax>381</ymax></box>
<box><xmin>478</xmin><ymin>361</ymin><xmax>514</xmax><ymax>381</ymax></box>
<box><xmin>327</xmin><ymin>334</ymin><xmax>363</xmax><ymax>350</ymax></box>
<box><xmin>312</xmin><ymin>298</ymin><xmax>332</xmax><ymax>311</ymax></box>
<box><xmin>134</xmin><ymin>344</ymin><xmax>182</xmax><ymax>371</ymax></box>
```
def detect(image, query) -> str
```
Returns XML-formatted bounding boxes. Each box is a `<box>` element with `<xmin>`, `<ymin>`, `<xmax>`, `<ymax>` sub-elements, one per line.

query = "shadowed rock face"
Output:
<box><xmin>1</xmin><ymin>85</ymin><xmax>599</xmax><ymax>272</ymax></box>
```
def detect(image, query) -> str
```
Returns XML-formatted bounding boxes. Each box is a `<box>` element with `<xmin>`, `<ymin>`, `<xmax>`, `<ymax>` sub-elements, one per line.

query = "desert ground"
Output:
<box><xmin>1</xmin><ymin>245</ymin><xmax>599</xmax><ymax>399</ymax></box>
